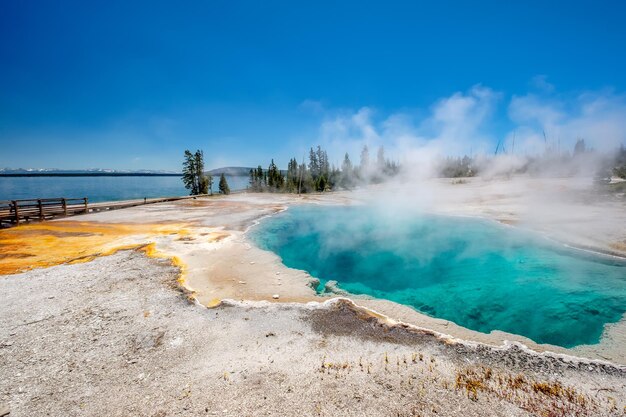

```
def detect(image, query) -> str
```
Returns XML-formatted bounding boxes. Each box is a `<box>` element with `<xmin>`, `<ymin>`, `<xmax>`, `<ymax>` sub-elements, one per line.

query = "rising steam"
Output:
<box><xmin>310</xmin><ymin>83</ymin><xmax>626</xmax><ymax>181</ymax></box>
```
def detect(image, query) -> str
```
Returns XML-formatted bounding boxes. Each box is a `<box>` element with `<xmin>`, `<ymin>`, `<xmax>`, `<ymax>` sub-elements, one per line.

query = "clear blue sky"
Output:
<box><xmin>1</xmin><ymin>0</ymin><xmax>625</xmax><ymax>171</ymax></box>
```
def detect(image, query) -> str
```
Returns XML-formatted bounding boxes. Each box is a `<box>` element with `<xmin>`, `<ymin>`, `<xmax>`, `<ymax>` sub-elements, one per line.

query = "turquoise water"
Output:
<box><xmin>0</xmin><ymin>175</ymin><xmax>249</xmax><ymax>203</ymax></box>
<box><xmin>251</xmin><ymin>205</ymin><xmax>626</xmax><ymax>347</ymax></box>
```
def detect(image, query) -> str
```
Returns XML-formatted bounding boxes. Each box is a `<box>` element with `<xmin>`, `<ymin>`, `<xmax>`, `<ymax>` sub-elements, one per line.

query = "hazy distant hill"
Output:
<box><xmin>207</xmin><ymin>167</ymin><xmax>253</xmax><ymax>176</ymax></box>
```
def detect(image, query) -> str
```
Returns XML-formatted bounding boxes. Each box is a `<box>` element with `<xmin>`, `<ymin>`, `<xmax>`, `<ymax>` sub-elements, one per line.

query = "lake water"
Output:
<box><xmin>0</xmin><ymin>175</ymin><xmax>250</xmax><ymax>203</ymax></box>
<box><xmin>251</xmin><ymin>205</ymin><xmax>626</xmax><ymax>348</ymax></box>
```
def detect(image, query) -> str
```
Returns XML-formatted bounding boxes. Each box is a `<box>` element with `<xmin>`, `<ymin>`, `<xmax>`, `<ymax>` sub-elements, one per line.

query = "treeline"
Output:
<box><xmin>438</xmin><ymin>156</ymin><xmax>476</xmax><ymax>178</ymax></box>
<box><xmin>249</xmin><ymin>145</ymin><xmax>399</xmax><ymax>193</ymax></box>
<box><xmin>186</xmin><ymin>140</ymin><xmax>626</xmax><ymax>197</ymax></box>
<box><xmin>435</xmin><ymin>140</ymin><xmax>626</xmax><ymax>179</ymax></box>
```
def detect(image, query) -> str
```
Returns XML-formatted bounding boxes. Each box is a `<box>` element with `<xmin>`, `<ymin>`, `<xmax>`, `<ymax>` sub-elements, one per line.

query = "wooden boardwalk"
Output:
<box><xmin>0</xmin><ymin>195</ymin><xmax>207</xmax><ymax>227</ymax></box>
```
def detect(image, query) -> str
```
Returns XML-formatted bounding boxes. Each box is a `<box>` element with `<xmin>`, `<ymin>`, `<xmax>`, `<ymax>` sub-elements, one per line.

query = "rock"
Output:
<box><xmin>272</xmin><ymin>294</ymin><xmax>280</xmax><ymax>299</ymax></box>
<box><xmin>134</xmin><ymin>329</ymin><xmax>165</xmax><ymax>350</ymax></box>
<box><xmin>324</xmin><ymin>280</ymin><xmax>348</xmax><ymax>295</ymax></box>
<box><xmin>0</xmin><ymin>404</ymin><xmax>10</xmax><ymax>416</ymax></box>
<box><xmin>308</xmin><ymin>277</ymin><xmax>321</xmax><ymax>291</ymax></box>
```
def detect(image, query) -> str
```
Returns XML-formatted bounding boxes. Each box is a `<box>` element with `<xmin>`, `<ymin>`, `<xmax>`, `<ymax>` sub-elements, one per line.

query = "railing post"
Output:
<box><xmin>62</xmin><ymin>198</ymin><xmax>67</xmax><ymax>215</ymax></box>
<box><xmin>38</xmin><ymin>199</ymin><xmax>43</xmax><ymax>220</ymax></box>
<box><xmin>84</xmin><ymin>197</ymin><xmax>88</xmax><ymax>213</ymax></box>
<box><xmin>12</xmin><ymin>200</ymin><xmax>19</xmax><ymax>224</ymax></box>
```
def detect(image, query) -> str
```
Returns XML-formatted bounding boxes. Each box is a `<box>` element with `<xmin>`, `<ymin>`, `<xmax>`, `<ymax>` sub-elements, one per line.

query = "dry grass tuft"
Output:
<box><xmin>454</xmin><ymin>366</ymin><xmax>602</xmax><ymax>416</ymax></box>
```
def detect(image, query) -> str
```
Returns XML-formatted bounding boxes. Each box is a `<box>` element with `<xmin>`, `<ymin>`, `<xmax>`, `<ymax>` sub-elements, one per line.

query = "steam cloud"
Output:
<box><xmin>310</xmin><ymin>82</ymin><xmax>626</xmax><ymax>180</ymax></box>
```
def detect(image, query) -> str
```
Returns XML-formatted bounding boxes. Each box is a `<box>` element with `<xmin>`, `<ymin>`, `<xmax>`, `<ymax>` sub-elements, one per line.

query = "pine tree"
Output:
<box><xmin>317</xmin><ymin>146</ymin><xmax>329</xmax><ymax>177</ymax></box>
<box><xmin>248</xmin><ymin>169</ymin><xmax>255</xmax><ymax>190</ymax></box>
<box><xmin>377</xmin><ymin>146</ymin><xmax>385</xmax><ymax>169</ymax></box>
<box><xmin>574</xmin><ymin>139</ymin><xmax>586</xmax><ymax>155</ymax></box>
<box><xmin>298</xmin><ymin>162</ymin><xmax>310</xmax><ymax>193</ymax></box>
<box><xmin>385</xmin><ymin>159</ymin><xmax>400</xmax><ymax>176</ymax></box>
<box><xmin>360</xmin><ymin>145</ymin><xmax>370</xmax><ymax>177</ymax></box>
<box><xmin>341</xmin><ymin>153</ymin><xmax>354</xmax><ymax>189</ymax></box>
<box><xmin>256</xmin><ymin>166</ymin><xmax>265</xmax><ymax>189</ymax></box>
<box><xmin>266</xmin><ymin>159</ymin><xmax>284</xmax><ymax>191</ymax></box>
<box><xmin>318</xmin><ymin>175</ymin><xmax>327</xmax><ymax>192</ymax></box>
<box><xmin>182</xmin><ymin>149</ymin><xmax>209</xmax><ymax>195</ymax></box>
<box><xmin>329</xmin><ymin>166</ymin><xmax>341</xmax><ymax>189</ymax></box>
<box><xmin>218</xmin><ymin>173</ymin><xmax>230</xmax><ymax>195</ymax></box>
<box><xmin>286</xmin><ymin>158</ymin><xmax>298</xmax><ymax>192</ymax></box>
<box><xmin>267</xmin><ymin>159</ymin><xmax>276</xmax><ymax>188</ymax></box>
<box><xmin>194</xmin><ymin>150</ymin><xmax>210</xmax><ymax>194</ymax></box>
<box><xmin>247</xmin><ymin>166</ymin><xmax>265</xmax><ymax>191</ymax></box>
<box><xmin>199</xmin><ymin>174</ymin><xmax>209</xmax><ymax>195</ymax></box>
<box><xmin>309</xmin><ymin>147</ymin><xmax>319</xmax><ymax>179</ymax></box>
<box><xmin>276</xmin><ymin>169</ymin><xmax>284</xmax><ymax>189</ymax></box>
<box><xmin>342</xmin><ymin>153</ymin><xmax>352</xmax><ymax>174</ymax></box>
<box><xmin>194</xmin><ymin>150</ymin><xmax>203</xmax><ymax>193</ymax></box>
<box><xmin>182</xmin><ymin>150</ymin><xmax>198</xmax><ymax>195</ymax></box>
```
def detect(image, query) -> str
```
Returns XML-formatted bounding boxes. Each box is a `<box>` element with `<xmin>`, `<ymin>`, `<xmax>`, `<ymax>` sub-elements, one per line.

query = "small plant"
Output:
<box><xmin>508</xmin><ymin>374</ymin><xmax>525</xmax><ymax>390</ymax></box>
<box><xmin>456</xmin><ymin>372</ymin><xmax>483</xmax><ymax>401</ymax></box>
<box><xmin>532</xmin><ymin>381</ymin><xmax>562</xmax><ymax>397</ymax></box>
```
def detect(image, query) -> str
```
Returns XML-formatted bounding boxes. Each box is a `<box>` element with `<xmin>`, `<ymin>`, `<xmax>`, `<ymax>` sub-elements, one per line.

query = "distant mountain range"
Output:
<box><xmin>0</xmin><ymin>167</ymin><xmax>254</xmax><ymax>177</ymax></box>
<box><xmin>0</xmin><ymin>168</ymin><xmax>181</xmax><ymax>176</ymax></box>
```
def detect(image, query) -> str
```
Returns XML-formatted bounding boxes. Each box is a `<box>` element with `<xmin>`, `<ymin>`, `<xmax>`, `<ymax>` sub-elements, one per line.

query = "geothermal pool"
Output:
<box><xmin>251</xmin><ymin>205</ymin><xmax>626</xmax><ymax>348</ymax></box>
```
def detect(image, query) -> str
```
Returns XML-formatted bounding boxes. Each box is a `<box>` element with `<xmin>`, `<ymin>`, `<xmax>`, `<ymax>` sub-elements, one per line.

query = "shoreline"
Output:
<box><xmin>219</xmin><ymin>296</ymin><xmax>626</xmax><ymax>372</ymax></box>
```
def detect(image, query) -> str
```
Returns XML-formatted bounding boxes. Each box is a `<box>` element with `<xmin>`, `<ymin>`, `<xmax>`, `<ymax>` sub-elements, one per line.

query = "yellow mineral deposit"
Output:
<box><xmin>0</xmin><ymin>221</ymin><xmax>191</xmax><ymax>276</ymax></box>
<box><xmin>138</xmin><ymin>242</ymin><xmax>191</xmax><ymax>291</ymax></box>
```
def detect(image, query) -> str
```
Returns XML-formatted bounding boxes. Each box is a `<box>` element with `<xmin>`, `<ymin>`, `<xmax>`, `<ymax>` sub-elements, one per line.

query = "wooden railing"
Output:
<box><xmin>0</xmin><ymin>195</ymin><xmax>209</xmax><ymax>227</ymax></box>
<box><xmin>0</xmin><ymin>198</ymin><xmax>88</xmax><ymax>225</ymax></box>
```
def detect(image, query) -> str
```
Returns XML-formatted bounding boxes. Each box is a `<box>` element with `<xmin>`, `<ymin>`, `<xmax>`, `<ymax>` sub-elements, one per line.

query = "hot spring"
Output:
<box><xmin>250</xmin><ymin>205</ymin><xmax>626</xmax><ymax>348</ymax></box>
